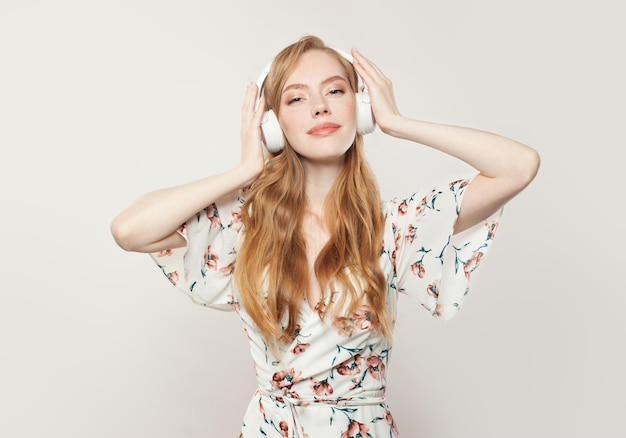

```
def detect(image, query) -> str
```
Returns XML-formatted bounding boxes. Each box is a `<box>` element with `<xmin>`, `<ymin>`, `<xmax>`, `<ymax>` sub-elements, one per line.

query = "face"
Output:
<box><xmin>277</xmin><ymin>50</ymin><xmax>357</xmax><ymax>164</ymax></box>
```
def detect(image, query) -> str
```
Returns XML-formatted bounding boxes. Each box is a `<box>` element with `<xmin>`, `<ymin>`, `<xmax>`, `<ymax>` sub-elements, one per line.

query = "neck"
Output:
<box><xmin>302</xmin><ymin>158</ymin><xmax>344</xmax><ymax>214</ymax></box>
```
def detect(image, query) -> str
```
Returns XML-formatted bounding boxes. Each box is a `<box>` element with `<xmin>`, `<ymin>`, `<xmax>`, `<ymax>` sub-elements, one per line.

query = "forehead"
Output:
<box><xmin>282</xmin><ymin>50</ymin><xmax>348</xmax><ymax>90</ymax></box>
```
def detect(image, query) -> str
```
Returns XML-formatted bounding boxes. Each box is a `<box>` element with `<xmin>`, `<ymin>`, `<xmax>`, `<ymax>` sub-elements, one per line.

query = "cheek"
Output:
<box><xmin>278</xmin><ymin>114</ymin><xmax>293</xmax><ymax>133</ymax></box>
<box><xmin>340</xmin><ymin>100</ymin><xmax>358</xmax><ymax>132</ymax></box>
<box><xmin>277</xmin><ymin>110</ymin><xmax>303</xmax><ymax>140</ymax></box>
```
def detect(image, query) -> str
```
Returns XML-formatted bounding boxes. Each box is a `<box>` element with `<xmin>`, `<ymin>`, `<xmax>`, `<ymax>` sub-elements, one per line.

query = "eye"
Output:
<box><xmin>285</xmin><ymin>94</ymin><xmax>307</xmax><ymax>105</ymax></box>
<box><xmin>329</xmin><ymin>89</ymin><xmax>345</xmax><ymax>96</ymax></box>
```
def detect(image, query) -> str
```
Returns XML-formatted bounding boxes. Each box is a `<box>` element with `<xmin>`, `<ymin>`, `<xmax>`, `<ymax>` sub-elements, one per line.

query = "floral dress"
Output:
<box><xmin>151</xmin><ymin>179</ymin><xmax>500</xmax><ymax>438</ymax></box>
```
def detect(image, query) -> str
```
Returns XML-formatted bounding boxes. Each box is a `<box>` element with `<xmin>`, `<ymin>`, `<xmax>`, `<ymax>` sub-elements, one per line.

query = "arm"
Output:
<box><xmin>351</xmin><ymin>49</ymin><xmax>540</xmax><ymax>233</ymax></box>
<box><xmin>110</xmin><ymin>82</ymin><xmax>266</xmax><ymax>253</ymax></box>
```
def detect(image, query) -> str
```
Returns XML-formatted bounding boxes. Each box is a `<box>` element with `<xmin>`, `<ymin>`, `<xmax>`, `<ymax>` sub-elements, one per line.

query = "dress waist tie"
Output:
<box><xmin>256</xmin><ymin>388</ymin><xmax>386</xmax><ymax>438</ymax></box>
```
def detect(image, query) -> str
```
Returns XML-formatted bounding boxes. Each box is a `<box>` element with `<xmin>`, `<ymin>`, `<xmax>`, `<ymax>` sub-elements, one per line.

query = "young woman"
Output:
<box><xmin>111</xmin><ymin>35</ymin><xmax>539</xmax><ymax>438</ymax></box>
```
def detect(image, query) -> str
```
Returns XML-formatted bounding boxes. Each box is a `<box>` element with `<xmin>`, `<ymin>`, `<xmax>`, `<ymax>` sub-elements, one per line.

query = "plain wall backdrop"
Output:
<box><xmin>1</xmin><ymin>1</ymin><xmax>624</xmax><ymax>437</ymax></box>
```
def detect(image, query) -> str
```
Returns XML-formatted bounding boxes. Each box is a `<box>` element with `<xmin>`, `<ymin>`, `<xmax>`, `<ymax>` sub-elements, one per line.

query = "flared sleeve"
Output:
<box><xmin>382</xmin><ymin>179</ymin><xmax>501</xmax><ymax>321</ymax></box>
<box><xmin>149</xmin><ymin>190</ymin><xmax>245</xmax><ymax>310</ymax></box>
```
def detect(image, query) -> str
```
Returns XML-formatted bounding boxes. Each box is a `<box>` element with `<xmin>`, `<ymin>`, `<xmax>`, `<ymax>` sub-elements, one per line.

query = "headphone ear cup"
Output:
<box><xmin>260</xmin><ymin>109</ymin><xmax>285</xmax><ymax>153</ymax></box>
<box><xmin>355</xmin><ymin>91</ymin><xmax>376</xmax><ymax>135</ymax></box>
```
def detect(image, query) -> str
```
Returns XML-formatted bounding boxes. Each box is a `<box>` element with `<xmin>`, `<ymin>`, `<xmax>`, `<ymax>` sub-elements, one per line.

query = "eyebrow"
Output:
<box><xmin>282</xmin><ymin>75</ymin><xmax>348</xmax><ymax>94</ymax></box>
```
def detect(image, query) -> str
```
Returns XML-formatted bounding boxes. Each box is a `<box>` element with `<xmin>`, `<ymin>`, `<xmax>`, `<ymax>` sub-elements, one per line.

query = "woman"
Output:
<box><xmin>111</xmin><ymin>35</ymin><xmax>539</xmax><ymax>438</ymax></box>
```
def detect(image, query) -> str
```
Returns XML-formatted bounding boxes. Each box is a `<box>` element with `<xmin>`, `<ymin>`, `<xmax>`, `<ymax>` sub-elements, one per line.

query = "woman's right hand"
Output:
<box><xmin>239</xmin><ymin>81</ymin><xmax>267</xmax><ymax>185</ymax></box>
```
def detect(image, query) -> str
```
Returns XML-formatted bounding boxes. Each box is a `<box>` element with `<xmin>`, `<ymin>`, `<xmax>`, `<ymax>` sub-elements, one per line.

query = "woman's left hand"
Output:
<box><xmin>350</xmin><ymin>48</ymin><xmax>402</xmax><ymax>135</ymax></box>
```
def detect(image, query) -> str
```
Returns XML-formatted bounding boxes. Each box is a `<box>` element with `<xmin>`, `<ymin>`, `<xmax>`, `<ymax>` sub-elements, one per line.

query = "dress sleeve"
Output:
<box><xmin>149</xmin><ymin>190</ymin><xmax>245</xmax><ymax>311</ymax></box>
<box><xmin>382</xmin><ymin>179</ymin><xmax>501</xmax><ymax>321</ymax></box>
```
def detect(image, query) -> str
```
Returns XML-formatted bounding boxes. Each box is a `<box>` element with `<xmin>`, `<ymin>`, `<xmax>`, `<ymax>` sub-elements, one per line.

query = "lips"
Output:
<box><xmin>307</xmin><ymin>122</ymin><xmax>341</xmax><ymax>136</ymax></box>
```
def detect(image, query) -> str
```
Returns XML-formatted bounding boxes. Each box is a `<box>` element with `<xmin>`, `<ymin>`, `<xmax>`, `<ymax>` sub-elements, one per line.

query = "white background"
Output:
<box><xmin>1</xmin><ymin>1</ymin><xmax>624</xmax><ymax>437</ymax></box>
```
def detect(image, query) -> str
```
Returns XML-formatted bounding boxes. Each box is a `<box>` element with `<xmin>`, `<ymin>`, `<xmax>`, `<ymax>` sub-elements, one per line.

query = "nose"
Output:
<box><xmin>311</xmin><ymin>95</ymin><xmax>331</xmax><ymax>117</ymax></box>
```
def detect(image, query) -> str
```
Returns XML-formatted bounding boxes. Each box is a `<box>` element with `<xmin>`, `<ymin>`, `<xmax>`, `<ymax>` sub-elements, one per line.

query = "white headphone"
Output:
<box><xmin>255</xmin><ymin>48</ymin><xmax>376</xmax><ymax>153</ymax></box>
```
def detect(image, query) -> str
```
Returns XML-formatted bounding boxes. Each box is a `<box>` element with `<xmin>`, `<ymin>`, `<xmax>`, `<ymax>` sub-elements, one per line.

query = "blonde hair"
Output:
<box><xmin>235</xmin><ymin>35</ymin><xmax>392</xmax><ymax>346</ymax></box>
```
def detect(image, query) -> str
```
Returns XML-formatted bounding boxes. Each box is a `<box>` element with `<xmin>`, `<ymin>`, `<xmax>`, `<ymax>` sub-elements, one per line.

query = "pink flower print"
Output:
<box><xmin>415</xmin><ymin>203</ymin><xmax>426</xmax><ymax>218</ymax></box>
<box><xmin>230</xmin><ymin>205</ymin><xmax>243</xmax><ymax>232</ymax></box>
<box><xmin>426</xmin><ymin>279</ymin><xmax>440</xmax><ymax>297</ymax></box>
<box><xmin>410</xmin><ymin>261</ymin><xmax>425</xmax><ymax>278</ymax></box>
<box><xmin>291</xmin><ymin>343</ymin><xmax>310</xmax><ymax>355</ymax></box>
<box><xmin>166</xmin><ymin>271</ymin><xmax>179</xmax><ymax>286</ymax></box>
<box><xmin>157</xmin><ymin>249</ymin><xmax>172</xmax><ymax>257</ymax></box>
<box><xmin>486</xmin><ymin>220</ymin><xmax>499</xmax><ymax>240</ymax></box>
<box><xmin>415</xmin><ymin>190</ymin><xmax>437</xmax><ymax>217</ymax></box>
<box><xmin>434</xmin><ymin>303</ymin><xmax>444</xmax><ymax>317</ymax></box>
<box><xmin>464</xmin><ymin>251</ymin><xmax>485</xmax><ymax>279</ymax></box>
<box><xmin>398</xmin><ymin>200</ymin><xmax>408</xmax><ymax>215</ymax></box>
<box><xmin>365</xmin><ymin>354</ymin><xmax>385</xmax><ymax>380</ymax></box>
<box><xmin>341</xmin><ymin>420</ymin><xmax>370</xmax><ymax>438</ymax></box>
<box><xmin>390</xmin><ymin>248</ymin><xmax>398</xmax><ymax>274</ymax></box>
<box><xmin>271</xmin><ymin>368</ymin><xmax>303</xmax><ymax>389</ymax></box>
<box><xmin>385</xmin><ymin>409</ymin><xmax>399</xmax><ymax>435</ymax></box>
<box><xmin>333</xmin><ymin>316</ymin><xmax>355</xmax><ymax>337</ymax></box>
<box><xmin>314</xmin><ymin>300</ymin><xmax>327</xmax><ymax>319</ymax></box>
<box><xmin>449</xmin><ymin>179</ymin><xmax>469</xmax><ymax>191</ymax></box>
<box><xmin>220</xmin><ymin>261</ymin><xmax>235</xmax><ymax>277</ymax></box>
<box><xmin>405</xmin><ymin>224</ymin><xmax>417</xmax><ymax>244</ymax></box>
<box><xmin>206</xmin><ymin>203</ymin><xmax>222</xmax><ymax>228</ymax></box>
<box><xmin>335</xmin><ymin>354</ymin><xmax>362</xmax><ymax>377</ymax></box>
<box><xmin>310</xmin><ymin>378</ymin><xmax>334</xmax><ymax>396</ymax></box>
<box><xmin>177</xmin><ymin>223</ymin><xmax>188</xmax><ymax>237</ymax></box>
<box><xmin>279</xmin><ymin>420</ymin><xmax>289</xmax><ymax>437</ymax></box>
<box><xmin>204</xmin><ymin>245</ymin><xmax>219</xmax><ymax>270</ymax></box>
<box><xmin>227</xmin><ymin>294</ymin><xmax>240</xmax><ymax>312</ymax></box>
<box><xmin>393</xmin><ymin>223</ymin><xmax>402</xmax><ymax>247</ymax></box>
<box><xmin>353</xmin><ymin>305</ymin><xmax>374</xmax><ymax>330</ymax></box>
<box><xmin>390</xmin><ymin>222</ymin><xmax>402</xmax><ymax>272</ymax></box>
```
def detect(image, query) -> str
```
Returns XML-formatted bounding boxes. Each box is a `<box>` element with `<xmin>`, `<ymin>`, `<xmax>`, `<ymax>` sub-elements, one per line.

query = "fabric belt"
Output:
<box><xmin>256</xmin><ymin>388</ymin><xmax>386</xmax><ymax>438</ymax></box>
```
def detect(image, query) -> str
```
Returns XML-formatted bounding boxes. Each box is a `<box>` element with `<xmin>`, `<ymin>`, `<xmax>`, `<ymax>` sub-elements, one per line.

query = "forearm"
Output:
<box><xmin>110</xmin><ymin>164</ymin><xmax>256</xmax><ymax>252</ymax></box>
<box><xmin>381</xmin><ymin>115</ymin><xmax>539</xmax><ymax>181</ymax></box>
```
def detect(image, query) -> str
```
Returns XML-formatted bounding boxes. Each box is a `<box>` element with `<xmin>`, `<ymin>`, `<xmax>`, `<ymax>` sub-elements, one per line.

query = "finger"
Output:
<box><xmin>253</xmin><ymin>95</ymin><xmax>266</xmax><ymax>125</ymax></box>
<box><xmin>244</xmin><ymin>81</ymin><xmax>259</xmax><ymax>109</ymax></box>
<box><xmin>351</xmin><ymin>48</ymin><xmax>387</xmax><ymax>85</ymax></box>
<box><xmin>242</xmin><ymin>81</ymin><xmax>260</xmax><ymax>123</ymax></box>
<box><xmin>351</xmin><ymin>48</ymin><xmax>370</xmax><ymax>67</ymax></box>
<box><xmin>352</xmin><ymin>57</ymin><xmax>379</xmax><ymax>91</ymax></box>
<box><xmin>351</xmin><ymin>48</ymin><xmax>378</xmax><ymax>74</ymax></box>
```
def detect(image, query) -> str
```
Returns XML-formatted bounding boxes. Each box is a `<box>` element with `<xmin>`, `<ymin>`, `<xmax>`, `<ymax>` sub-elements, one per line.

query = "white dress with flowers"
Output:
<box><xmin>151</xmin><ymin>179</ymin><xmax>500</xmax><ymax>438</ymax></box>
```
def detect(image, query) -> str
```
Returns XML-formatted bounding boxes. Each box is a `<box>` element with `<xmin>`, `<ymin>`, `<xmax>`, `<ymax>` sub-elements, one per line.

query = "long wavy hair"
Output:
<box><xmin>235</xmin><ymin>35</ymin><xmax>392</xmax><ymax>346</ymax></box>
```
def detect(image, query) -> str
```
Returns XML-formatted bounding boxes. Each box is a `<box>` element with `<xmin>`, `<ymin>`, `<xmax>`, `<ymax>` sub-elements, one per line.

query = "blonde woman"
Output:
<box><xmin>111</xmin><ymin>35</ymin><xmax>539</xmax><ymax>438</ymax></box>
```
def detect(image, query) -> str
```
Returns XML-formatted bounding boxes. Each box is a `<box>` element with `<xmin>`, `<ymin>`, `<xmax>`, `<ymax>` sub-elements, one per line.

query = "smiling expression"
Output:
<box><xmin>277</xmin><ymin>50</ymin><xmax>358</xmax><ymax>164</ymax></box>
